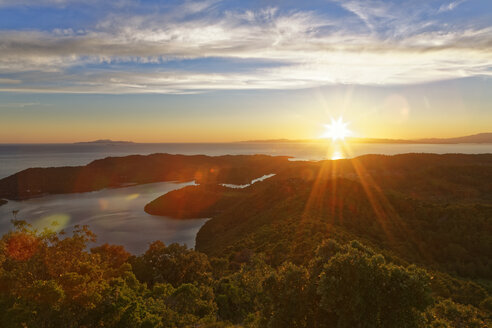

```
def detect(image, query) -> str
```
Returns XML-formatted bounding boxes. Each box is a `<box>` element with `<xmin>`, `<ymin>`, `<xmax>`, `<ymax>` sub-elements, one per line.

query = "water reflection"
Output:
<box><xmin>0</xmin><ymin>181</ymin><xmax>208</xmax><ymax>254</ymax></box>
<box><xmin>221</xmin><ymin>173</ymin><xmax>276</xmax><ymax>188</ymax></box>
<box><xmin>328</xmin><ymin>142</ymin><xmax>347</xmax><ymax>160</ymax></box>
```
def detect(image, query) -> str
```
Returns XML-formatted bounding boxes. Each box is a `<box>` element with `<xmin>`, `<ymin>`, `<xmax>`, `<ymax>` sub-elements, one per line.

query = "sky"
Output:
<box><xmin>0</xmin><ymin>0</ymin><xmax>491</xmax><ymax>142</ymax></box>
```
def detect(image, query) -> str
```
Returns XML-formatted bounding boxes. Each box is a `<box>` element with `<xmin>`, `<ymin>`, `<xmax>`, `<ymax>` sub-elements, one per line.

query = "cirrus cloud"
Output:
<box><xmin>0</xmin><ymin>1</ymin><xmax>490</xmax><ymax>94</ymax></box>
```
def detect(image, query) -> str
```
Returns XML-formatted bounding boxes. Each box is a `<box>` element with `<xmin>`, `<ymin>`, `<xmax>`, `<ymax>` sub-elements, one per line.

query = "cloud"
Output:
<box><xmin>0</xmin><ymin>1</ymin><xmax>491</xmax><ymax>93</ymax></box>
<box><xmin>0</xmin><ymin>102</ymin><xmax>40</xmax><ymax>108</ymax></box>
<box><xmin>179</xmin><ymin>0</ymin><xmax>222</xmax><ymax>15</ymax></box>
<box><xmin>438</xmin><ymin>0</ymin><xmax>469</xmax><ymax>13</ymax></box>
<box><xmin>0</xmin><ymin>78</ymin><xmax>21</xmax><ymax>84</ymax></box>
<box><xmin>0</xmin><ymin>0</ymin><xmax>133</xmax><ymax>8</ymax></box>
<box><xmin>332</xmin><ymin>0</ymin><xmax>395</xmax><ymax>31</ymax></box>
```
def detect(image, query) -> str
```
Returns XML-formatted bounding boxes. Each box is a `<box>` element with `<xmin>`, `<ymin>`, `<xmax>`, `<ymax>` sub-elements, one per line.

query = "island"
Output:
<box><xmin>74</xmin><ymin>139</ymin><xmax>135</xmax><ymax>144</ymax></box>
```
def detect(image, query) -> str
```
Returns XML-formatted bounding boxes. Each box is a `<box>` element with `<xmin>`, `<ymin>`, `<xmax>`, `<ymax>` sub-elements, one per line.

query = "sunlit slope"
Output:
<box><xmin>195</xmin><ymin>154</ymin><xmax>492</xmax><ymax>280</ymax></box>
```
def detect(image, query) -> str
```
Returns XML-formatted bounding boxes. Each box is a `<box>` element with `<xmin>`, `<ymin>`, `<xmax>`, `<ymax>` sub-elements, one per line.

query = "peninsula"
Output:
<box><xmin>0</xmin><ymin>153</ymin><xmax>287</xmax><ymax>200</ymax></box>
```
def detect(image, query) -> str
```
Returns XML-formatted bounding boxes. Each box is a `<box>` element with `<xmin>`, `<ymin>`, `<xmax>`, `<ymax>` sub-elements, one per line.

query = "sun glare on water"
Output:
<box><xmin>322</xmin><ymin>117</ymin><xmax>352</xmax><ymax>141</ymax></box>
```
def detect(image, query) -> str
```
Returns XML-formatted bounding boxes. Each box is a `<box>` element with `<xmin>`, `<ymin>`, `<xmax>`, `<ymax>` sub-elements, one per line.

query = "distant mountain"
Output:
<box><xmin>414</xmin><ymin>133</ymin><xmax>492</xmax><ymax>144</ymax></box>
<box><xmin>240</xmin><ymin>133</ymin><xmax>492</xmax><ymax>144</ymax></box>
<box><xmin>74</xmin><ymin>139</ymin><xmax>134</xmax><ymax>144</ymax></box>
<box><xmin>353</xmin><ymin>133</ymin><xmax>492</xmax><ymax>144</ymax></box>
<box><xmin>238</xmin><ymin>138</ymin><xmax>300</xmax><ymax>143</ymax></box>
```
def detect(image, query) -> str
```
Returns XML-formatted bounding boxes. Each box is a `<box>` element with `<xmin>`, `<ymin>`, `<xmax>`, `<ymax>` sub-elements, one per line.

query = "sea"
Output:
<box><xmin>0</xmin><ymin>142</ymin><xmax>491</xmax><ymax>253</ymax></box>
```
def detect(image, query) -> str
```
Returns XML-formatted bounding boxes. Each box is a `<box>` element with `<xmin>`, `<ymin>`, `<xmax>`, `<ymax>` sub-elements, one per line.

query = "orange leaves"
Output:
<box><xmin>5</xmin><ymin>232</ymin><xmax>40</xmax><ymax>261</ymax></box>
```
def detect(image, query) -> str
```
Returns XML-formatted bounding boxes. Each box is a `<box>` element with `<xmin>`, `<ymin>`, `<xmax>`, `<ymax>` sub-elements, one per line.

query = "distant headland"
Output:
<box><xmin>74</xmin><ymin>139</ymin><xmax>134</xmax><ymax>145</ymax></box>
<box><xmin>239</xmin><ymin>133</ymin><xmax>492</xmax><ymax>144</ymax></box>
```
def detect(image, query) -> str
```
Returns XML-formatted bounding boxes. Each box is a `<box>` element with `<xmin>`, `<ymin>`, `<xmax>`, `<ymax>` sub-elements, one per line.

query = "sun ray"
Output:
<box><xmin>297</xmin><ymin>140</ymin><xmax>433</xmax><ymax>264</ymax></box>
<box><xmin>343</xmin><ymin>145</ymin><xmax>433</xmax><ymax>262</ymax></box>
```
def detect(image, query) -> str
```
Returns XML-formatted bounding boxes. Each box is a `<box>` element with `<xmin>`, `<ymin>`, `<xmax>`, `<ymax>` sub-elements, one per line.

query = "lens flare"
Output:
<box><xmin>33</xmin><ymin>213</ymin><xmax>71</xmax><ymax>232</ymax></box>
<box><xmin>125</xmin><ymin>193</ymin><xmax>140</xmax><ymax>201</ymax></box>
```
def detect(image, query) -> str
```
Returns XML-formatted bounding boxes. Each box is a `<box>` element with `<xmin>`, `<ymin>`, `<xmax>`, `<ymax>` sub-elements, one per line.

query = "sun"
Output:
<box><xmin>321</xmin><ymin>117</ymin><xmax>352</xmax><ymax>141</ymax></box>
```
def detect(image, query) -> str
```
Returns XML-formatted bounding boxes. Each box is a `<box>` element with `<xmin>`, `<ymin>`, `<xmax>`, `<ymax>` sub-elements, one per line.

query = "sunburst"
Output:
<box><xmin>321</xmin><ymin>117</ymin><xmax>352</xmax><ymax>141</ymax></box>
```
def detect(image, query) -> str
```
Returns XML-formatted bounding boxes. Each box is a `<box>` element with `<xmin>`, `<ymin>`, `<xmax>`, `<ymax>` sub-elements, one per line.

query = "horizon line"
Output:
<box><xmin>1</xmin><ymin>132</ymin><xmax>492</xmax><ymax>145</ymax></box>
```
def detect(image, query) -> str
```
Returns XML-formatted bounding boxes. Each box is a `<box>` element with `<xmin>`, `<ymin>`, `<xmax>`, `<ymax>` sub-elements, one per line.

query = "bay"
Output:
<box><xmin>0</xmin><ymin>142</ymin><xmax>490</xmax><ymax>253</ymax></box>
<box><xmin>0</xmin><ymin>181</ymin><xmax>207</xmax><ymax>253</ymax></box>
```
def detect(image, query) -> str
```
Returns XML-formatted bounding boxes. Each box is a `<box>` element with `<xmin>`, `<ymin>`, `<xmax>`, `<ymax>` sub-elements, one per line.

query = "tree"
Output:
<box><xmin>216</xmin><ymin>255</ymin><xmax>272</xmax><ymax>324</ymax></box>
<box><xmin>131</xmin><ymin>241</ymin><xmax>211</xmax><ymax>287</ymax></box>
<box><xmin>317</xmin><ymin>242</ymin><xmax>432</xmax><ymax>328</ymax></box>
<box><xmin>260</xmin><ymin>262</ymin><xmax>310</xmax><ymax>328</ymax></box>
<box><xmin>425</xmin><ymin>299</ymin><xmax>490</xmax><ymax>328</ymax></box>
<box><xmin>0</xmin><ymin>222</ymin><xmax>107</xmax><ymax>327</ymax></box>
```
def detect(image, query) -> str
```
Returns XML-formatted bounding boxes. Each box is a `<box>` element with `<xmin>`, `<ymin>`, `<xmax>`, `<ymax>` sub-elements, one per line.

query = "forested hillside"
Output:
<box><xmin>0</xmin><ymin>153</ymin><xmax>491</xmax><ymax>327</ymax></box>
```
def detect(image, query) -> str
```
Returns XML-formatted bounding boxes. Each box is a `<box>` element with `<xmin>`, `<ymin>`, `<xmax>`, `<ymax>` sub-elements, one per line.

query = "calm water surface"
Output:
<box><xmin>0</xmin><ymin>181</ymin><xmax>207</xmax><ymax>253</ymax></box>
<box><xmin>1</xmin><ymin>142</ymin><xmax>491</xmax><ymax>178</ymax></box>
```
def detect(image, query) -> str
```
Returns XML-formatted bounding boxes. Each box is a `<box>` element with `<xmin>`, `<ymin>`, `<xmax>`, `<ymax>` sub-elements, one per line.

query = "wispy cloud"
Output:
<box><xmin>438</xmin><ymin>0</ymin><xmax>469</xmax><ymax>13</ymax></box>
<box><xmin>0</xmin><ymin>102</ymin><xmax>40</xmax><ymax>108</ymax></box>
<box><xmin>0</xmin><ymin>0</ymin><xmax>134</xmax><ymax>8</ymax></box>
<box><xmin>0</xmin><ymin>78</ymin><xmax>21</xmax><ymax>84</ymax></box>
<box><xmin>0</xmin><ymin>0</ymin><xmax>490</xmax><ymax>93</ymax></box>
<box><xmin>332</xmin><ymin>0</ymin><xmax>395</xmax><ymax>31</ymax></box>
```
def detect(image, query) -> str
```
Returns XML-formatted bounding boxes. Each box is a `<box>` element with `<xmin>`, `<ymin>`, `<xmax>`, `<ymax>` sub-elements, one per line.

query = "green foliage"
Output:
<box><xmin>259</xmin><ymin>240</ymin><xmax>435</xmax><ymax>328</ymax></box>
<box><xmin>215</xmin><ymin>255</ymin><xmax>272</xmax><ymax>324</ymax></box>
<box><xmin>317</xmin><ymin>242</ymin><xmax>432</xmax><ymax>328</ymax></box>
<box><xmin>168</xmin><ymin>283</ymin><xmax>216</xmax><ymax>320</ymax></box>
<box><xmin>130</xmin><ymin>241</ymin><xmax>211</xmax><ymax>287</ymax></box>
<box><xmin>195</xmin><ymin>156</ymin><xmax>492</xmax><ymax>282</ymax></box>
<box><xmin>260</xmin><ymin>262</ymin><xmax>310</xmax><ymax>328</ymax></box>
<box><xmin>1</xmin><ymin>199</ymin><xmax>490</xmax><ymax>328</ymax></box>
<box><xmin>425</xmin><ymin>299</ymin><xmax>491</xmax><ymax>327</ymax></box>
<box><xmin>0</xmin><ymin>223</ymin><xmax>219</xmax><ymax>328</ymax></box>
